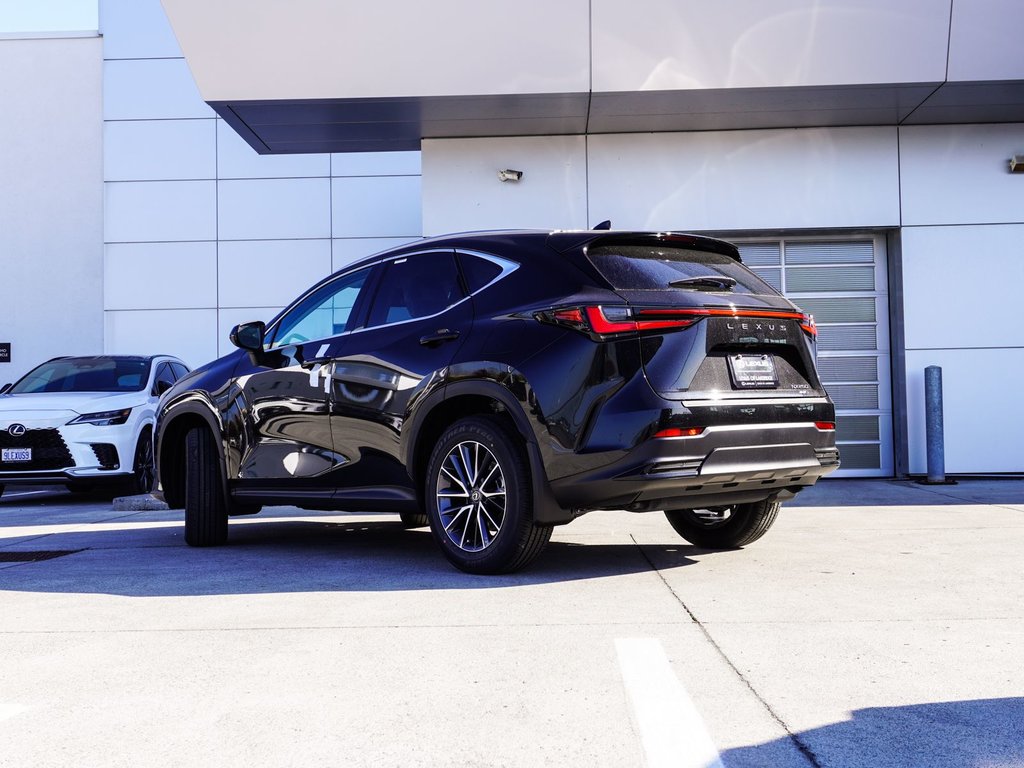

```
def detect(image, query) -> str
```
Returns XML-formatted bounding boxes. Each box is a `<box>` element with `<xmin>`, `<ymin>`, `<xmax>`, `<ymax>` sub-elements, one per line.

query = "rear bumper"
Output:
<box><xmin>550</xmin><ymin>422</ymin><xmax>839</xmax><ymax>512</ymax></box>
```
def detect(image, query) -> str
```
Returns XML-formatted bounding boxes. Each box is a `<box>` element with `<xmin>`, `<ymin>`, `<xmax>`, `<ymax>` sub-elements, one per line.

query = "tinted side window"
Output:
<box><xmin>170</xmin><ymin>362</ymin><xmax>189</xmax><ymax>380</ymax></box>
<box><xmin>458</xmin><ymin>253</ymin><xmax>503</xmax><ymax>293</ymax></box>
<box><xmin>367</xmin><ymin>253</ymin><xmax>465</xmax><ymax>327</ymax></box>
<box><xmin>270</xmin><ymin>267</ymin><xmax>371</xmax><ymax>347</ymax></box>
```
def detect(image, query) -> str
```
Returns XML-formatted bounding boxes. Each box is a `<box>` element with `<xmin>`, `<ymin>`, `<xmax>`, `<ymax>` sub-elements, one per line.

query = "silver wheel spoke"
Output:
<box><xmin>442</xmin><ymin>460</ymin><xmax>470</xmax><ymax>495</ymax></box>
<box><xmin>478</xmin><ymin>462</ymin><xmax>499</xmax><ymax>490</ymax></box>
<box><xmin>477</xmin><ymin>506</ymin><xmax>491</xmax><ymax>547</ymax></box>
<box><xmin>444</xmin><ymin>504</ymin><xmax>472</xmax><ymax>533</ymax></box>
<box><xmin>479</xmin><ymin>503</ymin><xmax>501</xmax><ymax>532</ymax></box>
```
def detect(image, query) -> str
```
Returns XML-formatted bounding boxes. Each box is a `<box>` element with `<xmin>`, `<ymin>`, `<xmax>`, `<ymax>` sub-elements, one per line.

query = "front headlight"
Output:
<box><xmin>67</xmin><ymin>408</ymin><xmax>132</xmax><ymax>426</ymax></box>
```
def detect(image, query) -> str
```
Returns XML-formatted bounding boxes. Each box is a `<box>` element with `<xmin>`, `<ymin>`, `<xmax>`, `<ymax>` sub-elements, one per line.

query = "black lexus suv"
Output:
<box><xmin>156</xmin><ymin>230</ymin><xmax>838</xmax><ymax>573</ymax></box>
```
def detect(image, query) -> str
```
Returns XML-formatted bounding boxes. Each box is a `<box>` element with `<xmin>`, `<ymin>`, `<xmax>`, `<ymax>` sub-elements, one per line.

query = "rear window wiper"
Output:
<box><xmin>669</xmin><ymin>276</ymin><xmax>737</xmax><ymax>291</ymax></box>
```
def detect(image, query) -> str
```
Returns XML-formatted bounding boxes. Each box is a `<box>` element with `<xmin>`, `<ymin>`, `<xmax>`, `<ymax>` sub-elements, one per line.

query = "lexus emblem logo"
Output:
<box><xmin>8</xmin><ymin>423</ymin><xmax>27</xmax><ymax>437</ymax></box>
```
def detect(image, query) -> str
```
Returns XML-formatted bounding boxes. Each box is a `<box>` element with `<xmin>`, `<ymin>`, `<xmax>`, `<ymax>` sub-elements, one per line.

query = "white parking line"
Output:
<box><xmin>616</xmin><ymin>638</ymin><xmax>725</xmax><ymax>768</ymax></box>
<box><xmin>3</xmin><ymin>490</ymin><xmax>54</xmax><ymax>498</ymax></box>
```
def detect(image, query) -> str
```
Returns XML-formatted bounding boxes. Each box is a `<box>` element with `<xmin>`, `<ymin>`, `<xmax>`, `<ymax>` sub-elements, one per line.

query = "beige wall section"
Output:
<box><xmin>160</xmin><ymin>0</ymin><xmax>590</xmax><ymax>101</ymax></box>
<box><xmin>0</xmin><ymin>36</ymin><xmax>104</xmax><ymax>382</ymax></box>
<box><xmin>587</xmin><ymin>127</ymin><xmax>900</xmax><ymax>231</ymax></box>
<box><xmin>422</xmin><ymin>137</ymin><xmax>588</xmax><ymax>235</ymax></box>
<box><xmin>592</xmin><ymin>0</ymin><xmax>950</xmax><ymax>91</ymax></box>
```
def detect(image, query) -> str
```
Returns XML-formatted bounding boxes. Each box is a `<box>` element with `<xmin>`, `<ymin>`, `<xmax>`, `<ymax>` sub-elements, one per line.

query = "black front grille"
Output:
<box><xmin>90</xmin><ymin>443</ymin><xmax>120</xmax><ymax>470</ymax></box>
<box><xmin>0</xmin><ymin>428</ymin><xmax>75</xmax><ymax>471</ymax></box>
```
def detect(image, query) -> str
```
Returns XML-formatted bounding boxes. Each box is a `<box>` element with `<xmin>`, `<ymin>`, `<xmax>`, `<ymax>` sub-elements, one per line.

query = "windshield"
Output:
<box><xmin>9</xmin><ymin>358</ymin><xmax>152</xmax><ymax>394</ymax></box>
<box><xmin>588</xmin><ymin>244</ymin><xmax>777</xmax><ymax>295</ymax></box>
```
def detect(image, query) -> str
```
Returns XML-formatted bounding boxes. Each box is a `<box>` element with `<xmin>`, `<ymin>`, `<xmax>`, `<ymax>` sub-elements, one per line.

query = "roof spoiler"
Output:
<box><xmin>545</xmin><ymin>231</ymin><xmax>742</xmax><ymax>261</ymax></box>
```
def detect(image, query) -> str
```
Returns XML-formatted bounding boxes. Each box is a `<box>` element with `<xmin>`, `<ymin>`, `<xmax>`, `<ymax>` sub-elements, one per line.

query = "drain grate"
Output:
<box><xmin>0</xmin><ymin>550</ymin><xmax>83</xmax><ymax>563</ymax></box>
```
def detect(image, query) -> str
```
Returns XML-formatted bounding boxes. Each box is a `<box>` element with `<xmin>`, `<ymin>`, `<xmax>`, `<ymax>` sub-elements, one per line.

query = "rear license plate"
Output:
<box><xmin>2</xmin><ymin>448</ymin><xmax>32</xmax><ymax>463</ymax></box>
<box><xmin>727</xmin><ymin>354</ymin><xmax>778</xmax><ymax>389</ymax></box>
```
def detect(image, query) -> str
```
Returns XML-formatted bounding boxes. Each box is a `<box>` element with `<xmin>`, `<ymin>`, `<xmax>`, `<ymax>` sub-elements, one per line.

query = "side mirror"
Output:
<box><xmin>155</xmin><ymin>379</ymin><xmax>174</xmax><ymax>396</ymax></box>
<box><xmin>230</xmin><ymin>321</ymin><xmax>266</xmax><ymax>352</ymax></box>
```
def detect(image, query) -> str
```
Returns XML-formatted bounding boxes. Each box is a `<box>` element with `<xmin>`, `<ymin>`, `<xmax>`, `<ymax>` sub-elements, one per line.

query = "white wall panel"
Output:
<box><xmin>899</xmin><ymin>125</ymin><xmax>1024</xmax><ymax>226</ymax></box>
<box><xmin>332</xmin><ymin>151</ymin><xmax>422</xmax><ymax>177</ymax></box>
<box><xmin>104</xmin><ymin>119</ymin><xmax>215</xmax><ymax>181</ymax></box>
<box><xmin>217</xmin><ymin>120</ymin><xmax>329</xmax><ymax>179</ymax></box>
<box><xmin>948</xmin><ymin>0</ymin><xmax>1024</xmax><ymax>81</ymax></box>
<box><xmin>592</xmin><ymin>0</ymin><xmax>949</xmax><ymax>92</ymax></box>
<box><xmin>587</xmin><ymin>128</ymin><xmax>900</xmax><ymax>232</ymax></box>
<box><xmin>2</xmin><ymin>36</ymin><xmax>103</xmax><ymax>381</ymax></box>
<box><xmin>332</xmin><ymin>238</ymin><xmax>420</xmax><ymax>270</ymax></box>
<box><xmin>218</xmin><ymin>178</ymin><xmax>331</xmax><ymax>241</ymax></box>
<box><xmin>105</xmin><ymin>309</ymin><xmax>218</xmax><ymax>368</ymax></box>
<box><xmin>105</xmin><ymin>242</ymin><xmax>217</xmax><ymax>309</ymax></box>
<box><xmin>161</xmin><ymin>0</ymin><xmax>589</xmax><ymax>101</ymax></box>
<box><xmin>905</xmin><ymin>349</ymin><xmax>1024</xmax><ymax>473</ymax></box>
<box><xmin>332</xmin><ymin>176</ymin><xmax>423</xmax><ymax>238</ymax></box>
<box><xmin>101</xmin><ymin>0</ymin><xmax>182</xmax><ymax>60</ymax></box>
<box><xmin>902</xmin><ymin>225</ymin><xmax>1024</xmax><ymax>350</ymax></box>
<box><xmin>105</xmin><ymin>181</ymin><xmax>216</xmax><ymax>242</ymax></box>
<box><xmin>104</xmin><ymin>58</ymin><xmax>212</xmax><ymax>120</ymax></box>
<box><xmin>422</xmin><ymin>137</ymin><xmax>587</xmax><ymax>236</ymax></box>
<box><xmin>218</xmin><ymin>239</ymin><xmax>331</xmax><ymax>308</ymax></box>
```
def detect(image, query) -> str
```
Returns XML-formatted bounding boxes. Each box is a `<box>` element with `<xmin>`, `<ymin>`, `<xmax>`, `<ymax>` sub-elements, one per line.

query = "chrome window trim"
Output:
<box><xmin>264</xmin><ymin>248</ymin><xmax>522</xmax><ymax>347</ymax></box>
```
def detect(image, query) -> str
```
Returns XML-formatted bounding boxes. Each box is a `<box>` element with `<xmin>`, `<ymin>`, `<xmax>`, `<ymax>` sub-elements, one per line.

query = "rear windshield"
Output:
<box><xmin>587</xmin><ymin>244</ymin><xmax>776</xmax><ymax>295</ymax></box>
<box><xmin>10</xmin><ymin>358</ymin><xmax>151</xmax><ymax>394</ymax></box>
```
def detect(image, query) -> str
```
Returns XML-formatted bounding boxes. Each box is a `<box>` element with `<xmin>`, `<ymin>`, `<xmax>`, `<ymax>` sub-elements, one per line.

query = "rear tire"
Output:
<box><xmin>184</xmin><ymin>426</ymin><xmax>228</xmax><ymax>546</ymax></box>
<box><xmin>425</xmin><ymin>415</ymin><xmax>552</xmax><ymax>574</ymax></box>
<box><xmin>664</xmin><ymin>499</ymin><xmax>780</xmax><ymax>549</ymax></box>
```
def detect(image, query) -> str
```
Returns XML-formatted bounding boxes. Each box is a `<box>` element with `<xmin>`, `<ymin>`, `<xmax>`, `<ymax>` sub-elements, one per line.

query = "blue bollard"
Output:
<box><xmin>924</xmin><ymin>366</ymin><xmax>945</xmax><ymax>483</ymax></box>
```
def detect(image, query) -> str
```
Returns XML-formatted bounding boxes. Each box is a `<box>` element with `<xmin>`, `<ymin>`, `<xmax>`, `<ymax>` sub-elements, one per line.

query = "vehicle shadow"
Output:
<box><xmin>0</xmin><ymin>514</ymin><xmax>710</xmax><ymax>596</ymax></box>
<box><xmin>719</xmin><ymin>697</ymin><xmax>1024</xmax><ymax>768</ymax></box>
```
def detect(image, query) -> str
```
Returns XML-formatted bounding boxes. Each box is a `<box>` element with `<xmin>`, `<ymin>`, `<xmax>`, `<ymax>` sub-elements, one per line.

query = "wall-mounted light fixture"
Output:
<box><xmin>1010</xmin><ymin>155</ymin><xmax>1024</xmax><ymax>173</ymax></box>
<box><xmin>498</xmin><ymin>169</ymin><xmax>523</xmax><ymax>182</ymax></box>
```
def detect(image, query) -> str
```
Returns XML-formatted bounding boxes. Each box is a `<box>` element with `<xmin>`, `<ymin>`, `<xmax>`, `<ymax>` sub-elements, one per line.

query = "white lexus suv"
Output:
<box><xmin>0</xmin><ymin>355</ymin><xmax>189</xmax><ymax>498</ymax></box>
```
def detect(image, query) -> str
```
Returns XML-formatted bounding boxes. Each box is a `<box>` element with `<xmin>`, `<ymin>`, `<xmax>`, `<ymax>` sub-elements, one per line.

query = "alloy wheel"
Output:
<box><xmin>435</xmin><ymin>440</ymin><xmax>506</xmax><ymax>552</ymax></box>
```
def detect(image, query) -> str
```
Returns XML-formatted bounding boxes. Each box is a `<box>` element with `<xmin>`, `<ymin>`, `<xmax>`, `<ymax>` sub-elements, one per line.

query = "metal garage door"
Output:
<box><xmin>735</xmin><ymin>236</ymin><xmax>893</xmax><ymax>477</ymax></box>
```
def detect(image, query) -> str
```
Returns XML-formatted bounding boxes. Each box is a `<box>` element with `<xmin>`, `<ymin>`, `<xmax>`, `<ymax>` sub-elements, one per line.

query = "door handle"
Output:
<box><xmin>300</xmin><ymin>357</ymin><xmax>333</xmax><ymax>369</ymax></box>
<box><xmin>419</xmin><ymin>329</ymin><xmax>460</xmax><ymax>346</ymax></box>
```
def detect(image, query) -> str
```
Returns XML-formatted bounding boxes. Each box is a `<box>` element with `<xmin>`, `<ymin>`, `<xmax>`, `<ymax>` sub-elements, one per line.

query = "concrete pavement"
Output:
<box><xmin>1</xmin><ymin>479</ymin><xmax>1022</xmax><ymax>767</ymax></box>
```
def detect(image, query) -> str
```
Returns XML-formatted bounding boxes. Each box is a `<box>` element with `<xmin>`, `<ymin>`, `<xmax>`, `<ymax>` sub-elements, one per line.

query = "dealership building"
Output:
<box><xmin>1</xmin><ymin>0</ymin><xmax>1021</xmax><ymax>479</ymax></box>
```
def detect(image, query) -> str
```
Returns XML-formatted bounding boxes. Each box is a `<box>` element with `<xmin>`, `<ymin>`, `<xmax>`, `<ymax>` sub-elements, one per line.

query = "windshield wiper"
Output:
<box><xmin>669</xmin><ymin>276</ymin><xmax>737</xmax><ymax>291</ymax></box>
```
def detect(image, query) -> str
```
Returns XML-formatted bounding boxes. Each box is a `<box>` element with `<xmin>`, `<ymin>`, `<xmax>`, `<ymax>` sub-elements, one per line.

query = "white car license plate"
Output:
<box><xmin>2</xmin><ymin>448</ymin><xmax>32</xmax><ymax>463</ymax></box>
<box><xmin>727</xmin><ymin>354</ymin><xmax>778</xmax><ymax>389</ymax></box>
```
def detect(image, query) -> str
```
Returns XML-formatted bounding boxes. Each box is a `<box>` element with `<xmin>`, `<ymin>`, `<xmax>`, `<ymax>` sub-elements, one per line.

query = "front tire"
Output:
<box><xmin>425</xmin><ymin>416</ymin><xmax>551</xmax><ymax>574</ymax></box>
<box><xmin>126</xmin><ymin>430</ymin><xmax>155</xmax><ymax>495</ymax></box>
<box><xmin>399</xmin><ymin>511</ymin><xmax>429</xmax><ymax>529</ymax></box>
<box><xmin>184</xmin><ymin>426</ymin><xmax>228</xmax><ymax>546</ymax></box>
<box><xmin>664</xmin><ymin>499</ymin><xmax>781</xmax><ymax>549</ymax></box>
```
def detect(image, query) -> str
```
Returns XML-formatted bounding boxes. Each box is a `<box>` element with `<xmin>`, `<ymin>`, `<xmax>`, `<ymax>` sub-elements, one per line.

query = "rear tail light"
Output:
<box><xmin>540</xmin><ymin>305</ymin><xmax>817</xmax><ymax>339</ymax></box>
<box><xmin>653</xmin><ymin>427</ymin><xmax>705</xmax><ymax>438</ymax></box>
<box><xmin>585</xmin><ymin>306</ymin><xmax>699</xmax><ymax>334</ymax></box>
<box><xmin>815</xmin><ymin>421</ymin><xmax>836</xmax><ymax>431</ymax></box>
<box><xmin>800</xmin><ymin>314</ymin><xmax>817</xmax><ymax>338</ymax></box>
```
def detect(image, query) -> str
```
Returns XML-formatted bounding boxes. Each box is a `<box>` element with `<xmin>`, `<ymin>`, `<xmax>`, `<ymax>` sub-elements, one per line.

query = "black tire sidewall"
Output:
<box><xmin>665</xmin><ymin>500</ymin><xmax>779</xmax><ymax>549</ymax></box>
<box><xmin>425</xmin><ymin>416</ymin><xmax>532</xmax><ymax>574</ymax></box>
<box><xmin>129</xmin><ymin>430</ymin><xmax>155</xmax><ymax>495</ymax></box>
<box><xmin>184</xmin><ymin>426</ymin><xmax>228</xmax><ymax>546</ymax></box>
